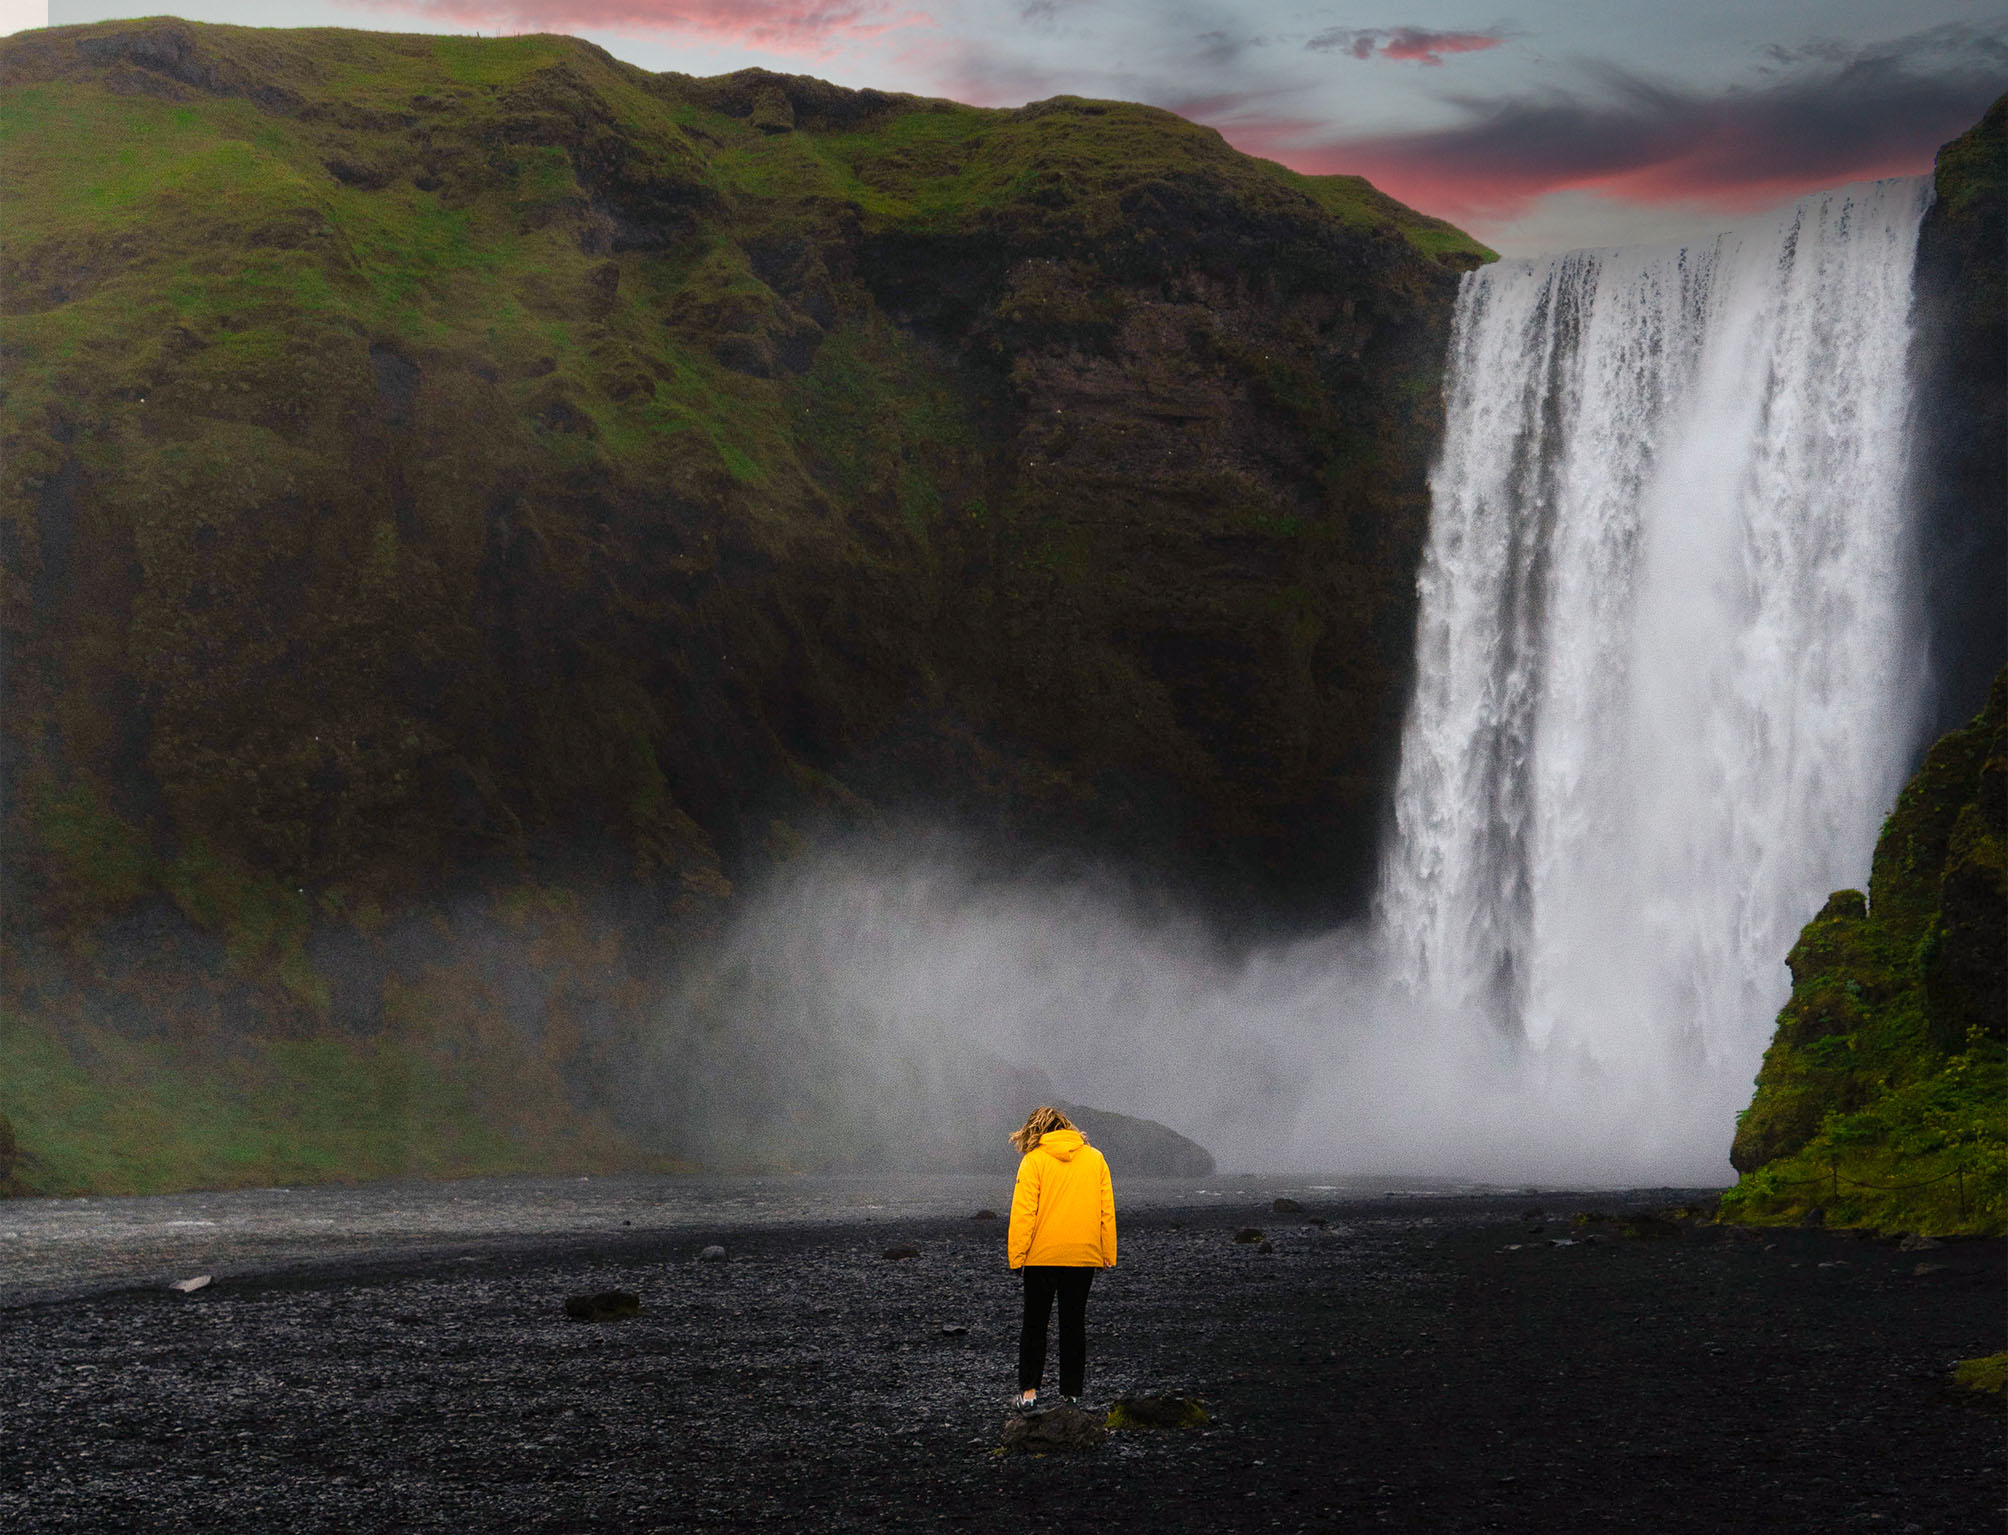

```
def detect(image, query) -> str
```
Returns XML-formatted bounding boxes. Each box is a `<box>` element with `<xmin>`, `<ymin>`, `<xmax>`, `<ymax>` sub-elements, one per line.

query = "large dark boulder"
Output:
<box><xmin>1059</xmin><ymin>1103</ymin><xmax>1214</xmax><ymax>1177</ymax></box>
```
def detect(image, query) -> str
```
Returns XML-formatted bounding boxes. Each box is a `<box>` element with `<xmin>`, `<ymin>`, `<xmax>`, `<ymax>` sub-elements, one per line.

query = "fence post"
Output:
<box><xmin>1956</xmin><ymin>1164</ymin><xmax>1966</xmax><ymax>1219</ymax></box>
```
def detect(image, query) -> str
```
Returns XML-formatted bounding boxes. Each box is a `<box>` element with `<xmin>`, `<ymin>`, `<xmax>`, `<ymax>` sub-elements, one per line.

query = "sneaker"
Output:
<box><xmin>1013</xmin><ymin>1393</ymin><xmax>1039</xmax><ymax>1413</ymax></box>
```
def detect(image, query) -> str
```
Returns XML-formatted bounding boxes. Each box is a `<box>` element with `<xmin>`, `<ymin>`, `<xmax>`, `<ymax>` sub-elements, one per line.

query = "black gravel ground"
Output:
<box><xmin>1</xmin><ymin>1193</ymin><xmax>2000</xmax><ymax>1533</ymax></box>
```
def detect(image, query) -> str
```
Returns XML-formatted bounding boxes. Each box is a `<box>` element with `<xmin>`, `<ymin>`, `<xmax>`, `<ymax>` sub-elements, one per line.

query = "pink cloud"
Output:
<box><xmin>1225</xmin><ymin>39</ymin><xmax>2003</xmax><ymax>223</ymax></box>
<box><xmin>370</xmin><ymin>0</ymin><xmax>925</xmax><ymax>53</ymax></box>
<box><xmin>1307</xmin><ymin>26</ymin><xmax>1504</xmax><ymax>66</ymax></box>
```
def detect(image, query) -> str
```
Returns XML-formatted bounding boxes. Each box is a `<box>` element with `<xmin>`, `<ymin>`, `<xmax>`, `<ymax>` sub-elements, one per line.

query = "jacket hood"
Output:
<box><xmin>1036</xmin><ymin>1129</ymin><xmax>1087</xmax><ymax>1161</ymax></box>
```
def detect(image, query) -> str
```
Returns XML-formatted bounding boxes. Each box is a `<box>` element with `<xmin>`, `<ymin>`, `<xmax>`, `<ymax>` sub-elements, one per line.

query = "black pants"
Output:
<box><xmin>1018</xmin><ymin>1265</ymin><xmax>1095</xmax><ymax>1396</ymax></box>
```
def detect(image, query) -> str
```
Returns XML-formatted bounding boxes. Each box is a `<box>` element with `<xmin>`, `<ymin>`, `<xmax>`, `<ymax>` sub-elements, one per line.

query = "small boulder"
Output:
<box><xmin>940</xmin><ymin>1324</ymin><xmax>969</xmax><ymax>1336</ymax></box>
<box><xmin>1899</xmin><ymin>1234</ymin><xmax>1942</xmax><ymax>1252</ymax></box>
<box><xmin>1106</xmin><ymin>1395</ymin><xmax>1210</xmax><ymax>1430</ymax></box>
<box><xmin>1272</xmin><ymin>1197</ymin><xmax>1302</xmax><ymax>1214</ymax></box>
<box><xmin>1304</xmin><ymin>1216</ymin><xmax>1328</xmax><ymax>1229</ymax></box>
<box><xmin>564</xmin><ymin>1290</ymin><xmax>640</xmax><ymax>1322</ymax></box>
<box><xmin>971</xmin><ymin>1210</ymin><xmax>998</xmax><ymax>1221</ymax></box>
<box><xmin>1233</xmin><ymin>1228</ymin><xmax>1264</xmax><ymax>1244</ymax></box>
<box><xmin>1256</xmin><ymin>1239</ymin><xmax>1275</xmax><ymax>1254</ymax></box>
<box><xmin>999</xmin><ymin>1402</ymin><xmax>1107</xmax><ymax>1454</ymax></box>
<box><xmin>168</xmin><ymin>1275</ymin><xmax>212</xmax><ymax>1294</ymax></box>
<box><xmin>882</xmin><ymin>1244</ymin><xmax>920</xmax><ymax>1260</ymax></box>
<box><xmin>699</xmin><ymin>1245</ymin><xmax>728</xmax><ymax>1262</ymax></box>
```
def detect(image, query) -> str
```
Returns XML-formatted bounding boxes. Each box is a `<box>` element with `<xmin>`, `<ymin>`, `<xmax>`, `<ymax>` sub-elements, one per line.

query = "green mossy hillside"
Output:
<box><xmin>1723</xmin><ymin>671</ymin><xmax>2007</xmax><ymax>1235</ymax></box>
<box><xmin>1</xmin><ymin>19</ymin><xmax>1490</xmax><ymax>1191</ymax></box>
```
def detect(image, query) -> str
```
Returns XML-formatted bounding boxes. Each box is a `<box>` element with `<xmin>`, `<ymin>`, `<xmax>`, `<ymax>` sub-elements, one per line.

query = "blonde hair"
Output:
<box><xmin>1010</xmin><ymin>1105</ymin><xmax>1078</xmax><ymax>1155</ymax></box>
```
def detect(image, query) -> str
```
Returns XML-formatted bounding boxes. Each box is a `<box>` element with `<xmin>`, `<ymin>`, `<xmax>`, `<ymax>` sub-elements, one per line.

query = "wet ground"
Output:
<box><xmin>2</xmin><ymin>1184</ymin><xmax>2001</xmax><ymax>1532</ymax></box>
<box><xmin>0</xmin><ymin>1172</ymin><xmax>1490</xmax><ymax>1302</ymax></box>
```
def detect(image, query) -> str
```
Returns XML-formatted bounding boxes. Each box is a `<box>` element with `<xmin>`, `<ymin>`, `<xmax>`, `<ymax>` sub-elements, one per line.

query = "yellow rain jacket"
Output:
<box><xmin>1008</xmin><ymin>1128</ymin><xmax>1117</xmax><ymax>1269</ymax></box>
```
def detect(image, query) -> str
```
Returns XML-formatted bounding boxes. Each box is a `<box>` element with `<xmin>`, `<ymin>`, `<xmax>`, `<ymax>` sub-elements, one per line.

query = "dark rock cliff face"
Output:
<box><xmin>0</xmin><ymin>21</ymin><xmax>1487</xmax><ymax>1184</ymax></box>
<box><xmin>1909</xmin><ymin>94</ymin><xmax>2006</xmax><ymax>743</ymax></box>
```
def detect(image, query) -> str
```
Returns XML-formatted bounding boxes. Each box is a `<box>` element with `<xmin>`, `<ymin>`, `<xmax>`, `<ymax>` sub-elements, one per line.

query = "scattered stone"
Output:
<box><xmin>1521</xmin><ymin>1207</ymin><xmax>1545</xmax><ymax>1220</ymax></box>
<box><xmin>1914</xmin><ymin>1262</ymin><xmax>1951</xmax><ymax>1278</ymax></box>
<box><xmin>970</xmin><ymin>1210</ymin><xmax>998</xmax><ymax>1221</ymax></box>
<box><xmin>168</xmin><ymin>1275</ymin><xmax>211</xmax><ymax>1294</ymax></box>
<box><xmin>1233</xmin><ymin>1228</ymin><xmax>1264</xmax><ymax>1244</ymax></box>
<box><xmin>939</xmin><ymin>1324</ymin><xmax>968</xmax><ymax>1336</ymax></box>
<box><xmin>882</xmin><ymin>1244</ymin><xmax>920</xmax><ymax>1260</ymax></box>
<box><xmin>699</xmin><ymin>1245</ymin><xmax>728</xmax><ymax>1262</ymax></box>
<box><xmin>564</xmin><ymin>1290</ymin><xmax>640</xmax><ymax>1323</ymax></box>
<box><xmin>1256</xmin><ymin>1239</ymin><xmax>1275</xmax><ymax>1254</ymax></box>
<box><xmin>999</xmin><ymin>1402</ymin><xmax>1107</xmax><ymax>1454</ymax></box>
<box><xmin>1501</xmin><ymin>1243</ymin><xmax>1523</xmax><ymax>1252</ymax></box>
<box><xmin>1304</xmin><ymin>1216</ymin><xmax>1327</xmax><ymax>1228</ymax></box>
<box><xmin>1106</xmin><ymin>1395</ymin><xmax>1210</xmax><ymax>1430</ymax></box>
<box><xmin>1272</xmin><ymin>1197</ymin><xmax>1302</xmax><ymax>1213</ymax></box>
<box><xmin>1817</xmin><ymin>1260</ymin><xmax>1848</xmax><ymax>1270</ymax></box>
<box><xmin>1898</xmin><ymin>1234</ymin><xmax>1942</xmax><ymax>1252</ymax></box>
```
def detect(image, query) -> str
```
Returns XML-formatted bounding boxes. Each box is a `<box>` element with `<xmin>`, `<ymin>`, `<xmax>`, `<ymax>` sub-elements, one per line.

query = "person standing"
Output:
<box><xmin>1007</xmin><ymin>1106</ymin><xmax>1117</xmax><ymax>1409</ymax></box>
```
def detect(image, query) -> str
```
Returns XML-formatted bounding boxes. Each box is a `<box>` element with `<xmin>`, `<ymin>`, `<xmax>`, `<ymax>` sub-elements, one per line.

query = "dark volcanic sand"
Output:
<box><xmin>1</xmin><ymin>1194</ymin><xmax>2000</xmax><ymax>1533</ymax></box>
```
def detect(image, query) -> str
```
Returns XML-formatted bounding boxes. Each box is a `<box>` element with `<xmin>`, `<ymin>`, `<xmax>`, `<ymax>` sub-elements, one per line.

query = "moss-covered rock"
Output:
<box><xmin>1724</xmin><ymin>671</ymin><xmax>2007</xmax><ymax>1235</ymax></box>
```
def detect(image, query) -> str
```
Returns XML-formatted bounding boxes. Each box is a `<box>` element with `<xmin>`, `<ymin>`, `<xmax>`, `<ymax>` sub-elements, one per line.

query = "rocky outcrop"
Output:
<box><xmin>1725</xmin><ymin>670</ymin><xmax>2005</xmax><ymax>1234</ymax></box>
<box><xmin>1058</xmin><ymin>1103</ymin><xmax>1214</xmax><ymax>1176</ymax></box>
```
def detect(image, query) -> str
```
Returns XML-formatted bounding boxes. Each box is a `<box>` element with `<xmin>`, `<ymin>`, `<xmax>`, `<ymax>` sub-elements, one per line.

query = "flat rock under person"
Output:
<box><xmin>1006</xmin><ymin>1106</ymin><xmax>1118</xmax><ymax>1410</ymax></box>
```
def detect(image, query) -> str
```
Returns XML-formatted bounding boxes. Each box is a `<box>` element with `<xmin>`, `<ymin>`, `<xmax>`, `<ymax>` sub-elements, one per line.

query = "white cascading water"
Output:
<box><xmin>1375</xmin><ymin>176</ymin><xmax>1935</xmax><ymax>1172</ymax></box>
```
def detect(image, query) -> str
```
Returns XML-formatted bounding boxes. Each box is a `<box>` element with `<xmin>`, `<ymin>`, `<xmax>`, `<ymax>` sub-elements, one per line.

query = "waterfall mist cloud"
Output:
<box><xmin>654</xmin><ymin>836</ymin><xmax>1750</xmax><ymax>1187</ymax></box>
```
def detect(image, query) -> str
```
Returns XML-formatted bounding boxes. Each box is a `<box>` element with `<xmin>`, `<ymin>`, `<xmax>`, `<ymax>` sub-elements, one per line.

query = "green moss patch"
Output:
<box><xmin>1950</xmin><ymin>1352</ymin><xmax>2007</xmax><ymax>1409</ymax></box>
<box><xmin>0</xmin><ymin>1007</ymin><xmax>661</xmax><ymax>1197</ymax></box>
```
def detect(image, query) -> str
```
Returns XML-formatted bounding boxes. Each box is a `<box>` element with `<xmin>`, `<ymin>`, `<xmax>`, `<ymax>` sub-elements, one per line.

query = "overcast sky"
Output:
<box><xmin>17</xmin><ymin>1</ymin><xmax>2007</xmax><ymax>252</ymax></box>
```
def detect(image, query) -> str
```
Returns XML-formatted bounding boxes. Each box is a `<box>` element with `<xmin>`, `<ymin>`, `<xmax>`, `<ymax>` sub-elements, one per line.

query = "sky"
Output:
<box><xmin>12</xmin><ymin>0</ymin><xmax>2008</xmax><ymax>251</ymax></box>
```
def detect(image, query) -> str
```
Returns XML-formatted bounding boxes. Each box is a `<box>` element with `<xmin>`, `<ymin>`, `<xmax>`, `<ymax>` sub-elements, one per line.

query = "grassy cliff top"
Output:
<box><xmin>0</xmin><ymin>19</ymin><xmax>1493</xmax><ymax>278</ymax></box>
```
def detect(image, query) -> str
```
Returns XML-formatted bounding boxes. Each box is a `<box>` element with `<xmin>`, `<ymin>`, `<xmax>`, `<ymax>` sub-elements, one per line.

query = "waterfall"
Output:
<box><xmin>1376</xmin><ymin>177</ymin><xmax>1934</xmax><ymax>1162</ymax></box>
<box><xmin>665</xmin><ymin>177</ymin><xmax>1940</xmax><ymax>1186</ymax></box>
